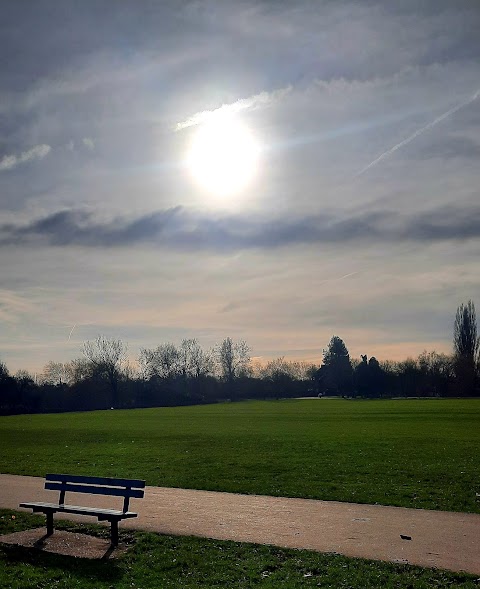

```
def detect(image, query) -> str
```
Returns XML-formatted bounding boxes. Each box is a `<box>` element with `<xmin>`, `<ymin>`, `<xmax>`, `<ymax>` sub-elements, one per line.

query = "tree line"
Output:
<box><xmin>0</xmin><ymin>301</ymin><xmax>479</xmax><ymax>415</ymax></box>
<box><xmin>316</xmin><ymin>300</ymin><xmax>479</xmax><ymax>398</ymax></box>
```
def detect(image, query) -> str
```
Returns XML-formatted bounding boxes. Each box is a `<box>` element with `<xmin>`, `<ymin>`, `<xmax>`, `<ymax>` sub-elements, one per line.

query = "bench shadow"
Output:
<box><xmin>33</xmin><ymin>532</ymin><xmax>50</xmax><ymax>547</ymax></box>
<box><xmin>1</xmin><ymin>542</ymin><xmax>124</xmax><ymax>583</ymax></box>
<box><xmin>101</xmin><ymin>544</ymin><xmax>117</xmax><ymax>560</ymax></box>
<box><xmin>31</xmin><ymin>531</ymin><xmax>117</xmax><ymax>558</ymax></box>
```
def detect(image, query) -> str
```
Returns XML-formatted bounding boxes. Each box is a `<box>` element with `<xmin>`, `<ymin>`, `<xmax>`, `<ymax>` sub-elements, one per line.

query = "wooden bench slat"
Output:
<box><xmin>45</xmin><ymin>481</ymin><xmax>145</xmax><ymax>499</ymax></box>
<box><xmin>19</xmin><ymin>501</ymin><xmax>137</xmax><ymax>519</ymax></box>
<box><xmin>46</xmin><ymin>473</ymin><xmax>145</xmax><ymax>489</ymax></box>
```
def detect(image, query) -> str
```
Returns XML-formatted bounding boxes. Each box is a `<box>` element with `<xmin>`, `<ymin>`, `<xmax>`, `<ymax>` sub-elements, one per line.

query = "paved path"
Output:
<box><xmin>1</xmin><ymin>474</ymin><xmax>479</xmax><ymax>574</ymax></box>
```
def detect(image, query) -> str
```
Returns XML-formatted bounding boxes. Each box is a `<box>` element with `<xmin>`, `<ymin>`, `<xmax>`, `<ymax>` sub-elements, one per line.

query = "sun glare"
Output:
<box><xmin>186</xmin><ymin>116</ymin><xmax>260</xmax><ymax>198</ymax></box>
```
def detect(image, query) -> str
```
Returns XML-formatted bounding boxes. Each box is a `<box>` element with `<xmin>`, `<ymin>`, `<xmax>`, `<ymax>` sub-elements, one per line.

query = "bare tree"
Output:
<box><xmin>454</xmin><ymin>301</ymin><xmax>479</xmax><ymax>360</ymax></box>
<box><xmin>138</xmin><ymin>349</ymin><xmax>152</xmax><ymax>381</ymax></box>
<box><xmin>14</xmin><ymin>369</ymin><xmax>35</xmax><ymax>396</ymax></box>
<box><xmin>15</xmin><ymin>369</ymin><xmax>34</xmax><ymax>383</ymax></box>
<box><xmin>139</xmin><ymin>343</ymin><xmax>180</xmax><ymax>380</ymax></box>
<box><xmin>287</xmin><ymin>361</ymin><xmax>318</xmax><ymax>381</ymax></box>
<box><xmin>216</xmin><ymin>337</ymin><xmax>250</xmax><ymax>384</ymax></box>
<box><xmin>417</xmin><ymin>350</ymin><xmax>453</xmax><ymax>396</ymax></box>
<box><xmin>396</xmin><ymin>358</ymin><xmax>421</xmax><ymax>397</ymax></box>
<box><xmin>0</xmin><ymin>360</ymin><xmax>9</xmax><ymax>379</ymax></box>
<box><xmin>65</xmin><ymin>358</ymin><xmax>92</xmax><ymax>385</ymax></box>
<box><xmin>179</xmin><ymin>338</ymin><xmax>214</xmax><ymax>379</ymax></box>
<box><xmin>140</xmin><ymin>340</ymin><xmax>214</xmax><ymax>380</ymax></box>
<box><xmin>178</xmin><ymin>339</ymin><xmax>194</xmax><ymax>379</ymax></box>
<box><xmin>83</xmin><ymin>336</ymin><xmax>127</xmax><ymax>407</ymax></box>
<box><xmin>453</xmin><ymin>300</ymin><xmax>479</xmax><ymax>395</ymax></box>
<box><xmin>40</xmin><ymin>361</ymin><xmax>68</xmax><ymax>386</ymax></box>
<box><xmin>261</xmin><ymin>357</ymin><xmax>293</xmax><ymax>381</ymax></box>
<box><xmin>0</xmin><ymin>360</ymin><xmax>16</xmax><ymax>413</ymax></box>
<box><xmin>260</xmin><ymin>356</ymin><xmax>297</xmax><ymax>397</ymax></box>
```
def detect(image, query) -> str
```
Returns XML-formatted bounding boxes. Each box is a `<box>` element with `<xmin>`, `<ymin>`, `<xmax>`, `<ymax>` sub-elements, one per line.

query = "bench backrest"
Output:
<box><xmin>45</xmin><ymin>473</ymin><xmax>145</xmax><ymax>512</ymax></box>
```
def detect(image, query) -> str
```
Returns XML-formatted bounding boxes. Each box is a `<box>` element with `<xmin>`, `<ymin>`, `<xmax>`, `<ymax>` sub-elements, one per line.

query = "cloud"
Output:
<box><xmin>82</xmin><ymin>137</ymin><xmax>95</xmax><ymax>150</ymax></box>
<box><xmin>0</xmin><ymin>289</ymin><xmax>36</xmax><ymax>323</ymax></box>
<box><xmin>175</xmin><ymin>86</ymin><xmax>292</xmax><ymax>131</ymax></box>
<box><xmin>2</xmin><ymin>204</ymin><xmax>480</xmax><ymax>251</ymax></box>
<box><xmin>0</xmin><ymin>144</ymin><xmax>51</xmax><ymax>172</ymax></box>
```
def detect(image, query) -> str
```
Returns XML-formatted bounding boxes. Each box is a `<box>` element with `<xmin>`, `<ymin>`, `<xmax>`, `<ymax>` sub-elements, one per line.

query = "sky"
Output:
<box><xmin>1</xmin><ymin>0</ymin><xmax>480</xmax><ymax>374</ymax></box>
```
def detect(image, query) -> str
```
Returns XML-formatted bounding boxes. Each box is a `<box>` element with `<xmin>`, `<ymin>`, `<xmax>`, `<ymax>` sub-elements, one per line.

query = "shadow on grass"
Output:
<box><xmin>1</xmin><ymin>510</ymin><xmax>127</xmax><ymax>586</ymax></box>
<box><xmin>1</xmin><ymin>543</ymin><xmax>123</xmax><ymax>583</ymax></box>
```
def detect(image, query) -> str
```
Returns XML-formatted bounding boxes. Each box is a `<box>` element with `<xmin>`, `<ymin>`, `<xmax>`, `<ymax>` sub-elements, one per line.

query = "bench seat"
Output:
<box><xmin>19</xmin><ymin>502</ymin><xmax>138</xmax><ymax>519</ymax></box>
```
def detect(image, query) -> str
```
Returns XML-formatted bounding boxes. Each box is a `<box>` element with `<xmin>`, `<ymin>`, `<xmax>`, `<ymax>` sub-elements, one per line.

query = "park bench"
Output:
<box><xmin>19</xmin><ymin>473</ymin><xmax>145</xmax><ymax>546</ymax></box>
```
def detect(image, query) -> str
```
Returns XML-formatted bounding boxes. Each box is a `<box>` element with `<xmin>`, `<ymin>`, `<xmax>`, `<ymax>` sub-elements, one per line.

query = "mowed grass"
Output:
<box><xmin>1</xmin><ymin>399</ymin><xmax>479</xmax><ymax>512</ymax></box>
<box><xmin>1</xmin><ymin>509</ymin><xmax>478</xmax><ymax>589</ymax></box>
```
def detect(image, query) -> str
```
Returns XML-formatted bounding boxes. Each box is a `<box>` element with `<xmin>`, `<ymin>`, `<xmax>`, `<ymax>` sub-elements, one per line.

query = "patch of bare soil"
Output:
<box><xmin>0</xmin><ymin>528</ymin><xmax>127</xmax><ymax>559</ymax></box>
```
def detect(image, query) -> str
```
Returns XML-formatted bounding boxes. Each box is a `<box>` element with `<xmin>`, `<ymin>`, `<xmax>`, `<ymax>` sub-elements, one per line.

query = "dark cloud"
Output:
<box><xmin>2</xmin><ymin>204</ymin><xmax>480</xmax><ymax>251</ymax></box>
<box><xmin>2</xmin><ymin>208</ymin><xmax>182</xmax><ymax>247</ymax></box>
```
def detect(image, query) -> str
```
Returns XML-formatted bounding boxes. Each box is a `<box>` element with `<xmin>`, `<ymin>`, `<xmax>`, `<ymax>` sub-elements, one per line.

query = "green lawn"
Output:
<box><xmin>0</xmin><ymin>509</ymin><xmax>477</xmax><ymax>589</ymax></box>
<box><xmin>1</xmin><ymin>399</ymin><xmax>479</xmax><ymax>512</ymax></box>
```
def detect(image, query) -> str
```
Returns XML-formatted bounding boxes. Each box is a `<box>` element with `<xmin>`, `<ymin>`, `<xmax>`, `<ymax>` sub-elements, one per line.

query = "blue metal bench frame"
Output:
<box><xmin>20</xmin><ymin>473</ymin><xmax>145</xmax><ymax>546</ymax></box>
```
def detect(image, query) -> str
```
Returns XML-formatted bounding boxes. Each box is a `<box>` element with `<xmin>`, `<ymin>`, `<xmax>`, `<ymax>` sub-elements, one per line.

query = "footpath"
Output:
<box><xmin>1</xmin><ymin>474</ymin><xmax>479</xmax><ymax>574</ymax></box>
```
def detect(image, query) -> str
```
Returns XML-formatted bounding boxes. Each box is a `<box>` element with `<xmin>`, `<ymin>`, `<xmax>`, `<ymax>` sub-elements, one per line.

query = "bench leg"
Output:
<box><xmin>46</xmin><ymin>512</ymin><xmax>54</xmax><ymax>537</ymax></box>
<box><xmin>110</xmin><ymin>520</ymin><xmax>119</xmax><ymax>546</ymax></box>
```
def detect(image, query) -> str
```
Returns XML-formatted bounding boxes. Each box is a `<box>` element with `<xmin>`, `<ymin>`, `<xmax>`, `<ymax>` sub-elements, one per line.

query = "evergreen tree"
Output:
<box><xmin>354</xmin><ymin>355</ymin><xmax>370</xmax><ymax>396</ymax></box>
<box><xmin>367</xmin><ymin>356</ymin><xmax>385</xmax><ymax>397</ymax></box>
<box><xmin>322</xmin><ymin>336</ymin><xmax>353</xmax><ymax>395</ymax></box>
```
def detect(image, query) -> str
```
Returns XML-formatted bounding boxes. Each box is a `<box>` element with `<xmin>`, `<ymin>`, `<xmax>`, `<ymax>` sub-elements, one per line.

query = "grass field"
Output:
<box><xmin>0</xmin><ymin>509</ymin><xmax>477</xmax><ymax>589</ymax></box>
<box><xmin>1</xmin><ymin>399</ymin><xmax>479</xmax><ymax>513</ymax></box>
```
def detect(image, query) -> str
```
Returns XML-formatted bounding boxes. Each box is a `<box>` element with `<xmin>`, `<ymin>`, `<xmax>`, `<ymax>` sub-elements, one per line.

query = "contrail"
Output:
<box><xmin>316</xmin><ymin>271</ymin><xmax>360</xmax><ymax>287</ymax></box>
<box><xmin>357</xmin><ymin>88</ymin><xmax>480</xmax><ymax>176</ymax></box>
<box><xmin>68</xmin><ymin>324</ymin><xmax>76</xmax><ymax>341</ymax></box>
<box><xmin>338</xmin><ymin>271</ymin><xmax>359</xmax><ymax>280</ymax></box>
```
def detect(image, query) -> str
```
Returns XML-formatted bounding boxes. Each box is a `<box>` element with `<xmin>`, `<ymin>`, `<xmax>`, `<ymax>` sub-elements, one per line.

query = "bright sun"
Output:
<box><xmin>186</xmin><ymin>116</ymin><xmax>260</xmax><ymax>197</ymax></box>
